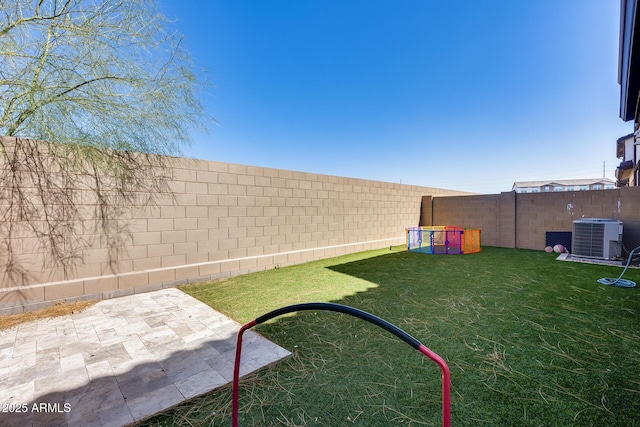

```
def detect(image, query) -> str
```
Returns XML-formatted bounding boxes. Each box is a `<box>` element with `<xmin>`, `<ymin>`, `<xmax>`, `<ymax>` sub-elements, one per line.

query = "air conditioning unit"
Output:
<box><xmin>571</xmin><ymin>219</ymin><xmax>623</xmax><ymax>260</ymax></box>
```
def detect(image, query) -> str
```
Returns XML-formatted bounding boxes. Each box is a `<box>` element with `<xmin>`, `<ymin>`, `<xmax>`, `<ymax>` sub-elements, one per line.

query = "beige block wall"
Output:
<box><xmin>0</xmin><ymin>149</ymin><xmax>469</xmax><ymax>314</ymax></box>
<box><xmin>514</xmin><ymin>189</ymin><xmax>623</xmax><ymax>249</ymax></box>
<box><xmin>431</xmin><ymin>193</ymin><xmax>514</xmax><ymax>247</ymax></box>
<box><xmin>427</xmin><ymin>187</ymin><xmax>640</xmax><ymax>251</ymax></box>
<box><xmin>619</xmin><ymin>186</ymin><xmax>640</xmax><ymax>248</ymax></box>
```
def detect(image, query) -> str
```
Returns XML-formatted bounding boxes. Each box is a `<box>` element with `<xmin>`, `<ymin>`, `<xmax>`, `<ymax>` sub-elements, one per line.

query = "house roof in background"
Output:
<box><xmin>513</xmin><ymin>178</ymin><xmax>616</xmax><ymax>188</ymax></box>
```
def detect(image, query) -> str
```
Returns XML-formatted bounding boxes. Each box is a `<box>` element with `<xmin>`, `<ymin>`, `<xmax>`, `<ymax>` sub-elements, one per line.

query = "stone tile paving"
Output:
<box><xmin>0</xmin><ymin>288</ymin><xmax>291</xmax><ymax>427</ymax></box>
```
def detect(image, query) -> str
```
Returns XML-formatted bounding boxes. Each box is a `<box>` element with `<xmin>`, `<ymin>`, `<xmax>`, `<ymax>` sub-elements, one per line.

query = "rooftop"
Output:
<box><xmin>513</xmin><ymin>178</ymin><xmax>616</xmax><ymax>188</ymax></box>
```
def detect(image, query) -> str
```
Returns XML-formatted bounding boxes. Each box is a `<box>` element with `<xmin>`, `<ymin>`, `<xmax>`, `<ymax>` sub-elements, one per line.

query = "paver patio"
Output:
<box><xmin>0</xmin><ymin>288</ymin><xmax>291</xmax><ymax>427</ymax></box>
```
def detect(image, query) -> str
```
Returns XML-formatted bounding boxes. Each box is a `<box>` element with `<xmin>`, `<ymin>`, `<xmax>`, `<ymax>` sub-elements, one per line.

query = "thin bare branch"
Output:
<box><xmin>0</xmin><ymin>0</ymin><xmax>211</xmax><ymax>286</ymax></box>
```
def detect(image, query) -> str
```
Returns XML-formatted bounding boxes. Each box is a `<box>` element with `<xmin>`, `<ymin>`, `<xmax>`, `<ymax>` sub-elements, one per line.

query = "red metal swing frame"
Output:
<box><xmin>232</xmin><ymin>302</ymin><xmax>451</xmax><ymax>427</ymax></box>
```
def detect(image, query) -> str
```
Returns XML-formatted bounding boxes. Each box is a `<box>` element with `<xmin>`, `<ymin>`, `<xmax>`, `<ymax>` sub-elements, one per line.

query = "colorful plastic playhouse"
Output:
<box><xmin>406</xmin><ymin>226</ymin><xmax>481</xmax><ymax>254</ymax></box>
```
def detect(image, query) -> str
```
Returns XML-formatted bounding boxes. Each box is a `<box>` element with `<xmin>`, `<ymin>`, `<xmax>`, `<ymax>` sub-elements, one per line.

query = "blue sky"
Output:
<box><xmin>160</xmin><ymin>0</ymin><xmax>632</xmax><ymax>194</ymax></box>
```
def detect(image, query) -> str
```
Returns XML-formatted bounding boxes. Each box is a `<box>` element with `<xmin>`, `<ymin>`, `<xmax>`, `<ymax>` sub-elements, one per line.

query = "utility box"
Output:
<box><xmin>571</xmin><ymin>219</ymin><xmax>623</xmax><ymax>260</ymax></box>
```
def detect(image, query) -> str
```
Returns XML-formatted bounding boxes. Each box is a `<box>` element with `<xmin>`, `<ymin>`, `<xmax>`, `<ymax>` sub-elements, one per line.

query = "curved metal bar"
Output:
<box><xmin>256</xmin><ymin>302</ymin><xmax>422</xmax><ymax>348</ymax></box>
<box><xmin>232</xmin><ymin>302</ymin><xmax>451</xmax><ymax>427</ymax></box>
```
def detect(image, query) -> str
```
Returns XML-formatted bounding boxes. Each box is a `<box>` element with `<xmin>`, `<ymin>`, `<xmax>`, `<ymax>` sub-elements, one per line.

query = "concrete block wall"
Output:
<box><xmin>425</xmin><ymin>187</ymin><xmax>640</xmax><ymax>251</ymax></box>
<box><xmin>514</xmin><ymin>190</ymin><xmax>624</xmax><ymax>249</ymax></box>
<box><xmin>496</xmin><ymin>191</ymin><xmax>516</xmax><ymax>248</ymax></box>
<box><xmin>618</xmin><ymin>187</ymin><xmax>640</xmax><ymax>248</ymax></box>
<box><xmin>419</xmin><ymin>196</ymin><xmax>433</xmax><ymax>226</ymax></box>
<box><xmin>431</xmin><ymin>193</ymin><xmax>504</xmax><ymax>246</ymax></box>
<box><xmin>0</xmin><ymin>146</ymin><xmax>469</xmax><ymax>314</ymax></box>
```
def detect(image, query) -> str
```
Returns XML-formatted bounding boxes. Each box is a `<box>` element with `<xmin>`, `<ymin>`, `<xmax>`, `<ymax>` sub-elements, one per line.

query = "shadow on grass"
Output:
<box><xmin>0</xmin><ymin>292</ymin><xmax>288</xmax><ymax>427</ymax></box>
<box><xmin>137</xmin><ymin>247</ymin><xmax>640</xmax><ymax>427</ymax></box>
<box><xmin>2</xmin><ymin>335</ymin><xmax>235</xmax><ymax>427</ymax></box>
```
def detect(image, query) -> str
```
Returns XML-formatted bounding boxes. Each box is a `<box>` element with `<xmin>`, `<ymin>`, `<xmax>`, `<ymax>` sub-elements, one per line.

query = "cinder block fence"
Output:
<box><xmin>0</xmin><ymin>138</ymin><xmax>469</xmax><ymax>314</ymax></box>
<box><xmin>3</xmin><ymin>135</ymin><xmax>638</xmax><ymax>315</ymax></box>
<box><xmin>423</xmin><ymin>187</ymin><xmax>640</xmax><ymax>251</ymax></box>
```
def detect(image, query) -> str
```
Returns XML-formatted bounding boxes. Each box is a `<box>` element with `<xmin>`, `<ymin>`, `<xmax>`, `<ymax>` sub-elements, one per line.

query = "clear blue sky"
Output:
<box><xmin>160</xmin><ymin>0</ymin><xmax>632</xmax><ymax>194</ymax></box>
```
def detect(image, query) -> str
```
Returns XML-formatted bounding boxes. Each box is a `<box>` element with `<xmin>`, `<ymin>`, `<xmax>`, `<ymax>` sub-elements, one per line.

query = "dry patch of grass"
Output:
<box><xmin>0</xmin><ymin>300</ymin><xmax>97</xmax><ymax>331</ymax></box>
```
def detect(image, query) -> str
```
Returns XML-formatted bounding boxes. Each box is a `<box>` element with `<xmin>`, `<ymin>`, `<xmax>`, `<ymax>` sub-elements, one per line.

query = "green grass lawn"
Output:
<box><xmin>135</xmin><ymin>246</ymin><xmax>640</xmax><ymax>426</ymax></box>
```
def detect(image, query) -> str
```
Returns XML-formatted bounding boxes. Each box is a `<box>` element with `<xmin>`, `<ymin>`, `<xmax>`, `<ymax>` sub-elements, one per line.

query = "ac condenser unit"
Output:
<box><xmin>571</xmin><ymin>219</ymin><xmax>623</xmax><ymax>260</ymax></box>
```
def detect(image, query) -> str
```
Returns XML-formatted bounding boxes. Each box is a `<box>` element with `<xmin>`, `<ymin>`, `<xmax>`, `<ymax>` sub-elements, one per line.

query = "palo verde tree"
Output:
<box><xmin>0</xmin><ymin>0</ymin><xmax>210</xmax><ymax>286</ymax></box>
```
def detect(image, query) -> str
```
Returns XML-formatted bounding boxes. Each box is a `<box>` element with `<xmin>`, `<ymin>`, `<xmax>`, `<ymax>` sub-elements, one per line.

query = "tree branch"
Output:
<box><xmin>0</xmin><ymin>0</ymin><xmax>72</xmax><ymax>38</ymax></box>
<box><xmin>6</xmin><ymin>75</ymin><xmax>131</xmax><ymax>136</ymax></box>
